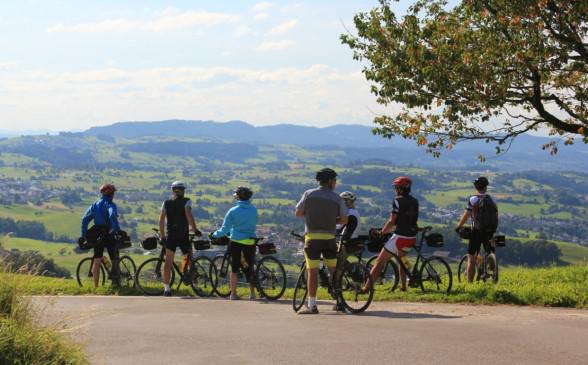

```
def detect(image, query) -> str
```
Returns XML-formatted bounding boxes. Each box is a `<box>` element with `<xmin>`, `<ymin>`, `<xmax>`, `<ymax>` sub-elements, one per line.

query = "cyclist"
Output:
<box><xmin>211</xmin><ymin>186</ymin><xmax>258</xmax><ymax>301</ymax></box>
<box><xmin>159</xmin><ymin>181</ymin><xmax>201</xmax><ymax>297</ymax></box>
<box><xmin>79</xmin><ymin>184</ymin><xmax>122</xmax><ymax>288</ymax></box>
<box><xmin>364</xmin><ymin>176</ymin><xmax>419</xmax><ymax>292</ymax></box>
<box><xmin>337</xmin><ymin>191</ymin><xmax>360</xmax><ymax>245</ymax></box>
<box><xmin>295</xmin><ymin>168</ymin><xmax>348</xmax><ymax>314</ymax></box>
<box><xmin>455</xmin><ymin>176</ymin><xmax>498</xmax><ymax>283</ymax></box>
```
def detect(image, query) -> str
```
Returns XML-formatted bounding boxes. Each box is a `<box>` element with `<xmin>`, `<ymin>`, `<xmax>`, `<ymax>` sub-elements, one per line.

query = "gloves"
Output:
<box><xmin>454</xmin><ymin>227</ymin><xmax>461</xmax><ymax>234</ymax></box>
<box><xmin>78</xmin><ymin>237</ymin><xmax>86</xmax><ymax>245</ymax></box>
<box><xmin>193</xmin><ymin>228</ymin><xmax>202</xmax><ymax>237</ymax></box>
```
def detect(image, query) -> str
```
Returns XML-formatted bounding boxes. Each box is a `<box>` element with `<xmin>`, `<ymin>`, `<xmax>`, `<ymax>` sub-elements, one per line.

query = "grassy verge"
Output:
<box><xmin>0</xmin><ymin>273</ymin><xmax>89</xmax><ymax>365</ymax></box>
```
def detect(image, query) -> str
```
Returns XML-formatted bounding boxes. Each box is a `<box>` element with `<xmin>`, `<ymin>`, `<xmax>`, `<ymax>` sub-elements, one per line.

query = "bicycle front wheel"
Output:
<box><xmin>135</xmin><ymin>257</ymin><xmax>174</xmax><ymax>296</ymax></box>
<box><xmin>255</xmin><ymin>256</ymin><xmax>287</xmax><ymax>300</ymax></box>
<box><xmin>366</xmin><ymin>255</ymin><xmax>399</xmax><ymax>292</ymax></box>
<box><xmin>191</xmin><ymin>256</ymin><xmax>216</xmax><ymax>297</ymax></box>
<box><xmin>292</xmin><ymin>266</ymin><xmax>308</xmax><ymax>312</ymax></box>
<box><xmin>457</xmin><ymin>255</ymin><xmax>470</xmax><ymax>283</ymax></box>
<box><xmin>76</xmin><ymin>257</ymin><xmax>105</xmax><ymax>288</ymax></box>
<box><xmin>420</xmin><ymin>256</ymin><xmax>453</xmax><ymax>294</ymax></box>
<box><xmin>118</xmin><ymin>255</ymin><xmax>136</xmax><ymax>288</ymax></box>
<box><xmin>338</xmin><ymin>262</ymin><xmax>374</xmax><ymax>314</ymax></box>
<box><xmin>211</xmin><ymin>254</ymin><xmax>231</xmax><ymax>298</ymax></box>
<box><xmin>484</xmin><ymin>253</ymin><xmax>498</xmax><ymax>283</ymax></box>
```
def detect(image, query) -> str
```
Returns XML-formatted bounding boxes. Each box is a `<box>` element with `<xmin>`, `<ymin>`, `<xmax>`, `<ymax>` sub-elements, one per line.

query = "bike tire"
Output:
<box><xmin>366</xmin><ymin>255</ymin><xmax>399</xmax><ymax>292</ymax></box>
<box><xmin>118</xmin><ymin>255</ymin><xmax>136</xmax><ymax>289</ymax></box>
<box><xmin>337</xmin><ymin>261</ymin><xmax>374</xmax><ymax>314</ymax></box>
<box><xmin>255</xmin><ymin>255</ymin><xmax>287</xmax><ymax>301</ymax></box>
<box><xmin>76</xmin><ymin>257</ymin><xmax>105</xmax><ymax>288</ymax></box>
<box><xmin>191</xmin><ymin>256</ymin><xmax>216</xmax><ymax>297</ymax></box>
<box><xmin>211</xmin><ymin>254</ymin><xmax>231</xmax><ymax>298</ymax></box>
<box><xmin>419</xmin><ymin>256</ymin><xmax>453</xmax><ymax>294</ymax></box>
<box><xmin>457</xmin><ymin>255</ymin><xmax>470</xmax><ymax>283</ymax></box>
<box><xmin>135</xmin><ymin>257</ymin><xmax>175</xmax><ymax>296</ymax></box>
<box><xmin>485</xmin><ymin>253</ymin><xmax>499</xmax><ymax>283</ymax></box>
<box><xmin>292</xmin><ymin>266</ymin><xmax>308</xmax><ymax>312</ymax></box>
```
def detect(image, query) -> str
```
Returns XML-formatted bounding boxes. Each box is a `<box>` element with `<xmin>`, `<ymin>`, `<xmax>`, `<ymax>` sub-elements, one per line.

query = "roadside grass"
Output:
<box><xmin>0</xmin><ymin>272</ymin><xmax>89</xmax><ymax>365</ymax></box>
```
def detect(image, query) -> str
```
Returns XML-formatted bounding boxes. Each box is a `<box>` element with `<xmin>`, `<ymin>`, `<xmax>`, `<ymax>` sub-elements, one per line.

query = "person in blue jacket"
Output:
<box><xmin>80</xmin><ymin>184</ymin><xmax>121</xmax><ymax>287</ymax></box>
<box><xmin>212</xmin><ymin>186</ymin><xmax>258</xmax><ymax>300</ymax></box>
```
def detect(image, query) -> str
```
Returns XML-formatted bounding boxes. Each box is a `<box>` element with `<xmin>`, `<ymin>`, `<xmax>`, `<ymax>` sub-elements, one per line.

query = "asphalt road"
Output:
<box><xmin>34</xmin><ymin>296</ymin><xmax>588</xmax><ymax>365</ymax></box>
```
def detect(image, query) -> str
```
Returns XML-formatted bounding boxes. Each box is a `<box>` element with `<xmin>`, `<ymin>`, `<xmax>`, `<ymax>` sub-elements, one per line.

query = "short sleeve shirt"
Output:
<box><xmin>296</xmin><ymin>187</ymin><xmax>348</xmax><ymax>235</ymax></box>
<box><xmin>466</xmin><ymin>193</ymin><xmax>496</xmax><ymax>220</ymax></box>
<box><xmin>161</xmin><ymin>198</ymin><xmax>191</xmax><ymax>213</ymax></box>
<box><xmin>391</xmin><ymin>195</ymin><xmax>419</xmax><ymax>237</ymax></box>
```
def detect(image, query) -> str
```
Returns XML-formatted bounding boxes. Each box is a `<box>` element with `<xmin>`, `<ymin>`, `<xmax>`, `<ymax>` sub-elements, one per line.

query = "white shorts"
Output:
<box><xmin>384</xmin><ymin>234</ymin><xmax>417</xmax><ymax>254</ymax></box>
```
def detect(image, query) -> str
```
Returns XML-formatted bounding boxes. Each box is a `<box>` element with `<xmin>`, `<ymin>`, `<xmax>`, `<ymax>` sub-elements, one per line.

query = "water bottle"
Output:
<box><xmin>401</xmin><ymin>255</ymin><xmax>411</xmax><ymax>269</ymax></box>
<box><xmin>102</xmin><ymin>256</ymin><xmax>112</xmax><ymax>270</ymax></box>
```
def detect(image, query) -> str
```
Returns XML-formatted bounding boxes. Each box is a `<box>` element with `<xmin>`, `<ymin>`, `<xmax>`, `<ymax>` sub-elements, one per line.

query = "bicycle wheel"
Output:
<box><xmin>457</xmin><ymin>255</ymin><xmax>469</xmax><ymax>283</ymax></box>
<box><xmin>118</xmin><ymin>256</ymin><xmax>136</xmax><ymax>288</ymax></box>
<box><xmin>419</xmin><ymin>256</ymin><xmax>453</xmax><ymax>294</ymax></box>
<box><xmin>255</xmin><ymin>256</ymin><xmax>287</xmax><ymax>300</ymax></box>
<box><xmin>211</xmin><ymin>254</ymin><xmax>231</xmax><ymax>298</ymax></box>
<box><xmin>292</xmin><ymin>266</ymin><xmax>308</xmax><ymax>312</ymax></box>
<box><xmin>337</xmin><ymin>262</ymin><xmax>374</xmax><ymax>314</ymax></box>
<box><xmin>366</xmin><ymin>255</ymin><xmax>399</xmax><ymax>292</ymax></box>
<box><xmin>484</xmin><ymin>253</ymin><xmax>499</xmax><ymax>283</ymax></box>
<box><xmin>135</xmin><ymin>257</ymin><xmax>175</xmax><ymax>296</ymax></box>
<box><xmin>76</xmin><ymin>257</ymin><xmax>105</xmax><ymax>288</ymax></box>
<box><xmin>191</xmin><ymin>256</ymin><xmax>216</xmax><ymax>297</ymax></box>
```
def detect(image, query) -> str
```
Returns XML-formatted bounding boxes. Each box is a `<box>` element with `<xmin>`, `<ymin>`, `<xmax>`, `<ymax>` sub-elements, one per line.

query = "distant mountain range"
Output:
<box><xmin>83</xmin><ymin>120</ymin><xmax>588</xmax><ymax>171</ymax></box>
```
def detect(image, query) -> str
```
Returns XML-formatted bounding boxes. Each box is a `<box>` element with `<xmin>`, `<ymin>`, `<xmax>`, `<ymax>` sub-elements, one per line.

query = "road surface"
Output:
<box><xmin>34</xmin><ymin>296</ymin><xmax>588</xmax><ymax>365</ymax></box>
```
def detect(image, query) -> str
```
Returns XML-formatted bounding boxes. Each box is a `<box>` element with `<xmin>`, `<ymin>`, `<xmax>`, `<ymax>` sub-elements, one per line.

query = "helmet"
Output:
<box><xmin>473</xmin><ymin>176</ymin><xmax>489</xmax><ymax>190</ymax></box>
<box><xmin>234</xmin><ymin>186</ymin><xmax>253</xmax><ymax>201</ymax></box>
<box><xmin>100</xmin><ymin>184</ymin><xmax>117</xmax><ymax>196</ymax></box>
<box><xmin>171</xmin><ymin>181</ymin><xmax>186</xmax><ymax>190</ymax></box>
<box><xmin>393</xmin><ymin>176</ymin><xmax>412</xmax><ymax>190</ymax></box>
<box><xmin>339</xmin><ymin>191</ymin><xmax>356</xmax><ymax>202</ymax></box>
<box><xmin>316</xmin><ymin>168</ymin><xmax>338</xmax><ymax>183</ymax></box>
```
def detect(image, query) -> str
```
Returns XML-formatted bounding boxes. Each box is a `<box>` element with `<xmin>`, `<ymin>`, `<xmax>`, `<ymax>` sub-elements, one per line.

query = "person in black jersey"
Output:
<box><xmin>364</xmin><ymin>176</ymin><xmax>419</xmax><ymax>292</ymax></box>
<box><xmin>158</xmin><ymin>181</ymin><xmax>201</xmax><ymax>296</ymax></box>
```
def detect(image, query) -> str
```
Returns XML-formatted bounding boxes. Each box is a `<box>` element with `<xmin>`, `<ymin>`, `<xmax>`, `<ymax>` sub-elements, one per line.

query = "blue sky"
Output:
<box><xmin>0</xmin><ymin>0</ymin><xmax>420</xmax><ymax>132</ymax></box>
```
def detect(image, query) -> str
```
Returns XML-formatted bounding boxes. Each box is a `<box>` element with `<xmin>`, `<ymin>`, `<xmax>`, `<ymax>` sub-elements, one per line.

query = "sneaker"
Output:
<box><xmin>332</xmin><ymin>303</ymin><xmax>346</xmax><ymax>312</ymax></box>
<box><xmin>249</xmin><ymin>292</ymin><xmax>257</xmax><ymax>300</ymax></box>
<box><xmin>163</xmin><ymin>290</ymin><xmax>172</xmax><ymax>297</ymax></box>
<box><xmin>230</xmin><ymin>293</ymin><xmax>240</xmax><ymax>301</ymax></box>
<box><xmin>298</xmin><ymin>306</ymin><xmax>319</xmax><ymax>315</ymax></box>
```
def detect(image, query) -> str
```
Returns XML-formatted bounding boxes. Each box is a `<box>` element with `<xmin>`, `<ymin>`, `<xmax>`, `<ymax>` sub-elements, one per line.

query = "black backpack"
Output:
<box><xmin>474</xmin><ymin>194</ymin><xmax>498</xmax><ymax>233</ymax></box>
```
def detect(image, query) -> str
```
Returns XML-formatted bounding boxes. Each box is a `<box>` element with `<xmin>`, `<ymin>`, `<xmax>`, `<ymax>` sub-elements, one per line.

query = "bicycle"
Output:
<box><xmin>365</xmin><ymin>227</ymin><xmax>453</xmax><ymax>294</ymax></box>
<box><xmin>290</xmin><ymin>232</ymin><xmax>375</xmax><ymax>314</ymax></box>
<box><xmin>135</xmin><ymin>228</ymin><xmax>216</xmax><ymax>297</ymax></box>
<box><xmin>210</xmin><ymin>237</ymin><xmax>287</xmax><ymax>300</ymax></box>
<box><xmin>76</xmin><ymin>232</ymin><xmax>136</xmax><ymax>289</ymax></box>
<box><xmin>457</xmin><ymin>229</ymin><xmax>505</xmax><ymax>283</ymax></box>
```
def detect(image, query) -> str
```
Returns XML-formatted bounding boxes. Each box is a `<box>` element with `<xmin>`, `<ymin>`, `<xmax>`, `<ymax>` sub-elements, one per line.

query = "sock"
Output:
<box><xmin>164</xmin><ymin>284</ymin><xmax>171</xmax><ymax>291</ymax></box>
<box><xmin>308</xmin><ymin>297</ymin><xmax>317</xmax><ymax>308</ymax></box>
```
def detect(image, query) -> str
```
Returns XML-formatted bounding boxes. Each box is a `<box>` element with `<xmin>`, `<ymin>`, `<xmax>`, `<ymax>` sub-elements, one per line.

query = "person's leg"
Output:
<box><xmin>395</xmin><ymin>237</ymin><xmax>416</xmax><ymax>291</ymax></box>
<box><xmin>304</xmin><ymin>240</ymin><xmax>320</xmax><ymax>310</ymax></box>
<box><xmin>230</xmin><ymin>242</ymin><xmax>243</xmax><ymax>298</ymax></box>
<box><xmin>163</xmin><ymin>248</ymin><xmax>175</xmax><ymax>290</ymax></box>
<box><xmin>397</xmin><ymin>251</ymin><xmax>408</xmax><ymax>290</ymax></box>
<box><xmin>466</xmin><ymin>233</ymin><xmax>480</xmax><ymax>283</ymax></box>
<box><xmin>242</xmin><ymin>245</ymin><xmax>256</xmax><ymax>297</ymax></box>
<box><xmin>107</xmin><ymin>244</ymin><xmax>120</xmax><ymax>286</ymax></box>
<box><xmin>92</xmin><ymin>246</ymin><xmax>104</xmax><ymax>288</ymax></box>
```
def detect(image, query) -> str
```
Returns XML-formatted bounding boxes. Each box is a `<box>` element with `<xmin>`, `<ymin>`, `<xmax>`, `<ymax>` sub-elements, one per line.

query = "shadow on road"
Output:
<box><xmin>357</xmin><ymin>310</ymin><xmax>461</xmax><ymax>320</ymax></box>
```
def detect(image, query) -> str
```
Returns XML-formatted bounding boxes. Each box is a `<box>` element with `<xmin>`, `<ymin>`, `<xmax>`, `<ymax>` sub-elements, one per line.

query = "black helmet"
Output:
<box><xmin>316</xmin><ymin>168</ymin><xmax>338</xmax><ymax>183</ymax></box>
<box><xmin>473</xmin><ymin>176</ymin><xmax>489</xmax><ymax>190</ymax></box>
<box><xmin>234</xmin><ymin>186</ymin><xmax>253</xmax><ymax>201</ymax></box>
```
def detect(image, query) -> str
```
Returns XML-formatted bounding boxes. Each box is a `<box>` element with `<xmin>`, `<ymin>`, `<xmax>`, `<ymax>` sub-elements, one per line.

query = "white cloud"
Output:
<box><xmin>234</xmin><ymin>25</ymin><xmax>254</xmax><ymax>38</ymax></box>
<box><xmin>266</xmin><ymin>19</ymin><xmax>298</xmax><ymax>35</ymax></box>
<box><xmin>256</xmin><ymin>40</ymin><xmax>295</xmax><ymax>52</ymax></box>
<box><xmin>252</xmin><ymin>2</ymin><xmax>275</xmax><ymax>13</ymax></box>
<box><xmin>254</xmin><ymin>12</ymin><xmax>269</xmax><ymax>21</ymax></box>
<box><xmin>0</xmin><ymin>62</ymin><xmax>18</xmax><ymax>71</ymax></box>
<box><xmin>47</xmin><ymin>10</ymin><xmax>239</xmax><ymax>33</ymax></box>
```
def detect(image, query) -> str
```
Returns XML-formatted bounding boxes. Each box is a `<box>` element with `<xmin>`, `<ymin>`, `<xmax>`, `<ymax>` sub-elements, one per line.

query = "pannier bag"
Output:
<box><xmin>115</xmin><ymin>230</ymin><xmax>132</xmax><ymax>249</ymax></box>
<box><xmin>494</xmin><ymin>235</ymin><xmax>506</xmax><ymax>247</ymax></box>
<box><xmin>366</xmin><ymin>228</ymin><xmax>391</xmax><ymax>253</ymax></box>
<box><xmin>457</xmin><ymin>227</ymin><xmax>472</xmax><ymax>240</ymax></box>
<box><xmin>86</xmin><ymin>225</ymin><xmax>108</xmax><ymax>247</ymax></box>
<box><xmin>211</xmin><ymin>236</ymin><xmax>230</xmax><ymax>246</ymax></box>
<box><xmin>141</xmin><ymin>235</ymin><xmax>159</xmax><ymax>250</ymax></box>
<box><xmin>258</xmin><ymin>242</ymin><xmax>277</xmax><ymax>255</ymax></box>
<box><xmin>425</xmin><ymin>232</ymin><xmax>444</xmax><ymax>247</ymax></box>
<box><xmin>342</xmin><ymin>238</ymin><xmax>365</xmax><ymax>254</ymax></box>
<box><xmin>193</xmin><ymin>239</ymin><xmax>211</xmax><ymax>251</ymax></box>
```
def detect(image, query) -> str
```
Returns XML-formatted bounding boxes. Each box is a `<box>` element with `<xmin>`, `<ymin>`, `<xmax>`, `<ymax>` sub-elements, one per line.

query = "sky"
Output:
<box><xmin>0</xmin><ymin>0</ymin><xmax>419</xmax><ymax>132</ymax></box>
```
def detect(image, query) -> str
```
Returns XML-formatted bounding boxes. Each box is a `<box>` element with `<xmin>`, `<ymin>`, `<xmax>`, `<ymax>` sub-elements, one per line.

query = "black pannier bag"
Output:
<box><xmin>366</xmin><ymin>228</ymin><xmax>390</xmax><ymax>253</ymax></box>
<box><xmin>141</xmin><ymin>235</ymin><xmax>159</xmax><ymax>250</ymax></box>
<box><xmin>85</xmin><ymin>225</ymin><xmax>109</xmax><ymax>248</ymax></box>
<box><xmin>258</xmin><ymin>242</ymin><xmax>277</xmax><ymax>255</ymax></box>
<box><xmin>425</xmin><ymin>232</ymin><xmax>444</xmax><ymax>247</ymax></box>
<box><xmin>211</xmin><ymin>236</ymin><xmax>230</xmax><ymax>246</ymax></box>
<box><xmin>342</xmin><ymin>238</ymin><xmax>365</xmax><ymax>254</ymax></box>
<box><xmin>193</xmin><ymin>239</ymin><xmax>211</xmax><ymax>251</ymax></box>
<box><xmin>457</xmin><ymin>227</ymin><xmax>472</xmax><ymax>240</ymax></box>
<box><xmin>115</xmin><ymin>230</ymin><xmax>132</xmax><ymax>249</ymax></box>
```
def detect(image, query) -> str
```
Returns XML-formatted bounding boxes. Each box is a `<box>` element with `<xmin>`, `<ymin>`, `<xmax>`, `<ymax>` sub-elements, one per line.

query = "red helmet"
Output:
<box><xmin>393</xmin><ymin>176</ymin><xmax>412</xmax><ymax>190</ymax></box>
<box><xmin>100</xmin><ymin>184</ymin><xmax>117</xmax><ymax>196</ymax></box>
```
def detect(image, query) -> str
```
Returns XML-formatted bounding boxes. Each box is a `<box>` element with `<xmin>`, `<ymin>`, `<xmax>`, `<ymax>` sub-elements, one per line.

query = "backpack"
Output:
<box><xmin>474</xmin><ymin>194</ymin><xmax>498</xmax><ymax>233</ymax></box>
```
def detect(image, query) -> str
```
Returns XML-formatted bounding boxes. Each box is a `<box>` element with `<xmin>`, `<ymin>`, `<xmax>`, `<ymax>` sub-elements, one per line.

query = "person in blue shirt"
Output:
<box><xmin>212</xmin><ymin>186</ymin><xmax>258</xmax><ymax>300</ymax></box>
<box><xmin>80</xmin><ymin>184</ymin><xmax>121</xmax><ymax>288</ymax></box>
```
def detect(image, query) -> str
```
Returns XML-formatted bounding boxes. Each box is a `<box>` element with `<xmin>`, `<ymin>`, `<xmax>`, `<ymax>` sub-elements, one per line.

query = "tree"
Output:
<box><xmin>341</xmin><ymin>0</ymin><xmax>588</xmax><ymax>159</ymax></box>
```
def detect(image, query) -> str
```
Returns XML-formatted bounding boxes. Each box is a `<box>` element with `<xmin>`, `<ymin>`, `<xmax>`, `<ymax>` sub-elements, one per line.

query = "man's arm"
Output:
<box><xmin>336</xmin><ymin>214</ymin><xmax>348</xmax><ymax>225</ymax></box>
<box><xmin>108</xmin><ymin>205</ymin><xmax>120</xmax><ymax>233</ymax></box>
<box><xmin>185</xmin><ymin>205</ymin><xmax>199</xmax><ymax>235</ymax></box>
<box><xmin>295</xmin><ymin>192</ymin><xmax>306</xmax><ymax>218</ymax></box>
<box><xmin>381</xmin><ymin>213</ymin><xmax>398</xmax><ymax>235</ymax></box>
<box><xmin>455</xmin><ymin>209</ymin><xmax>469</xmax><ymax>231</ymax></box>
<box><xmin>212</xmin><ymin>210</ymin><xmax>232</xmax><ymax>238</ymax></box>
<box><xmin>81</xmin><ymin>206</ymin><xmax>93</xmax><ymax>237</ymax></box>
<box><xmin>341</xmin><ymin>215</ymin><xmax>357</xmax><ymax>241</ymax></box>
<box><xmin>158</xmin><ymin>208</ymin><xmax>166</xmax><ymax>239</ymax></box>
<box><xmin>295</xmin><ymin>209</ymin><xmax>305</xmax><ymax>218</ymax></box>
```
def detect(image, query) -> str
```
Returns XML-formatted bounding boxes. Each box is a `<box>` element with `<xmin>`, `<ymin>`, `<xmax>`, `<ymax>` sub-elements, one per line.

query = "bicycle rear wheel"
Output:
<box><xmin>484</xmin><ymin>253</ymin><xmax>498</xmax><ymax>283</ymax></box>
<box><xmin>76</xmin><ymin>257</ymin><xmax>105</xmax><ymax>288</ymax></box>
<box><xmin>255</xmin><ymin>256</ymin><xmax>287</xmax><ymax>300</ymax></box>
<box><xmin>191</xmin><ymin>256</ymin><xmax>216</xmax><ymax>297</ymax></box>
<box><xmin>292</xmin><ymin>266</ymin><xmax>308</xmax><ymax>312</ymax></box>
<box><xmin>211</xmin><ymin>254</ymin><xmax>231</xmax><ymax>297</ymax></box>
<box><xmin>337</xmin><ymin>262</ymin><xmax>374</xmax><ymax>314</ymax></box>
<box><xmin>118</xmin><ymin>256</ymin><xmax>136</xmax><ymax>288</ymax></box>
<box><xmin>419</xmin><ymin>256</ymin><xmax>453</xmax><ymax>294</ymax></box>
<box><xmin>366</xmin><ymin>255</ymin><xmax>399</xmax><ymax>292</ymax></box>
<box><xmin>135</xmin><ymin>257</ymin><xmax>175</xmax><ymax>296</ymax></box>
<box><xmin>457</xmin><ymin>255</ymin><xmax>470</xmax><ymax>283</ymax></box>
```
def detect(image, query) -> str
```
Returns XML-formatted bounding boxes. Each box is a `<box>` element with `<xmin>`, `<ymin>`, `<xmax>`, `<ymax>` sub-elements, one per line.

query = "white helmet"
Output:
<box><xmin>339</xmin><ymin>191</ymin><xmax>356</xmax><ymax>202</ymax></box>
<box><xmin>171</xmin><ymin>181</ymin><xmax>186</xmax><ymax>190</ymax></box>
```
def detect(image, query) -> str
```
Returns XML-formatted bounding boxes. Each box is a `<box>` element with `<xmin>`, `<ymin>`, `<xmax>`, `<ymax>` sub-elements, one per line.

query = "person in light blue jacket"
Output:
<box><xmin>212</xmin><ymin>186</ymin><xmax>258</xmax><ymax>300</ymax></box>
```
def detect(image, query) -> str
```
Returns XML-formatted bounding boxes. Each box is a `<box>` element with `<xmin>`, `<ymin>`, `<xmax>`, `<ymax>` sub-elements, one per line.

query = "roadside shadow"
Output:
<box><xmin>357</xmin><ymin>310</ymin><xmax>461</xmax><ymax>320</ymax></box>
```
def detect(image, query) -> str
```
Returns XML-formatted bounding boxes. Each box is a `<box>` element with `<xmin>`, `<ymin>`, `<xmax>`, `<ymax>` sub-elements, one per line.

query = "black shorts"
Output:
<box><xmin>230</xmin><ymin>241</ymin><xmax>256</xmax><ymax>279</ymax></box>
<box><xmin>165</xmin><ymin>234</ymin><xmax>191</xmax><ymax>255</ymax></box>
<box><xmin>93</xmin><ymin>239</ymin><xmax>119</xmax><ymax>260</ymax></box>
<box><xmin>304</xmin><ymin>238</ymin><xmax>338</xmax><ymax>261</ymax></box>
<box><xmin>468</xmin><ymin>230</ymin><xmax>494</xmax><ymax>255</ymax></box>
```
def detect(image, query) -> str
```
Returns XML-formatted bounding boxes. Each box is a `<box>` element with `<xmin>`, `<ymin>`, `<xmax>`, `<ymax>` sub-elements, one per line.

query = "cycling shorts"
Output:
<box><xmin>468</xmin><ymin>230</ymin><xmax>494</xmax><ymax>255</ymax></box>
<box><xmin>164</xmin><ymin>234</ymin><xmax>191</xmax><ymax>255</ymax></box>
<box><xmin>304</xmin><ymin>238</ymin><xmax>338</xmax><ymax>269</ymax></box>
<box><xmin>230</xmin><ymin>241</ymin><xmax>256</xmax><ymax>281</ymax></box>
<box><xmin>93</xmin><ymin>239</ymin><xmax>119</xmax><ymax>260</ymax></box>
<box><xmin>384</xmin><ymin>234</ymin><xmax>416</xmax><ymax>254</ymax></box>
